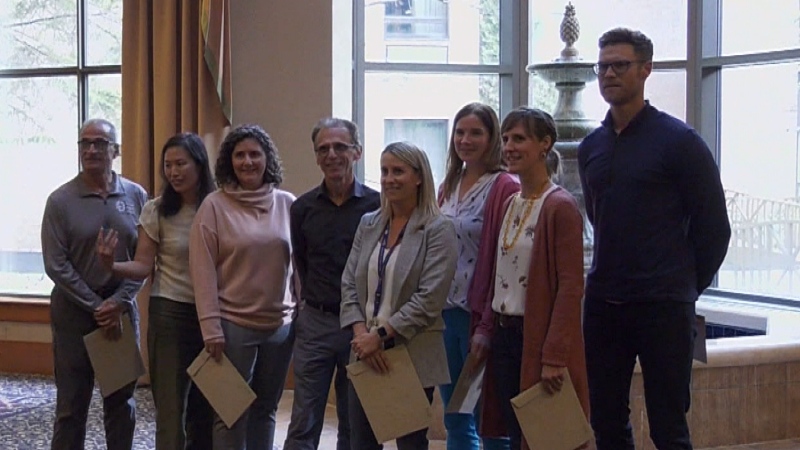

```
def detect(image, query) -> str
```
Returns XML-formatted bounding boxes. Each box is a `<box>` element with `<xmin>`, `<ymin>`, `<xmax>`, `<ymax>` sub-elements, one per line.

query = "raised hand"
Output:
<box><xmin>96</xmin><ymin>227</ymin><xmax>119</xmax><ymax>270</ymax></box>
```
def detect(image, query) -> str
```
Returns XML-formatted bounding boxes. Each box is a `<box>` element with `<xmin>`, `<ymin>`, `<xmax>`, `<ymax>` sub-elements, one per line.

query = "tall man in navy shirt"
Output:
<box><xmin>578</xmin><ymin>28</ymin><xmax>731</xmax><ymax>450</ymax></box>
<box><xmin>283</xmin><ymin>118</ymin><xmax>380</xmax><ymax>450</ymax></box>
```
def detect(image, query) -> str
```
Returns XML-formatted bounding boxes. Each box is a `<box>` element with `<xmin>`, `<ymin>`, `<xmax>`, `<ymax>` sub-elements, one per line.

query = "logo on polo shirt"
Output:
<box><xmin>116</xmin><ymin>200</ymin><xmax>126</xmax><ymax>213</ymax></box>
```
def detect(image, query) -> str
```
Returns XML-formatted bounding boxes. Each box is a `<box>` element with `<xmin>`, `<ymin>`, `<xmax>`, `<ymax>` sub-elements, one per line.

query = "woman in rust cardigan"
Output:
<box><xmin>478</xmin><ymin>107</ymin><xmax>589</xmax><ymax>450</ymax></box>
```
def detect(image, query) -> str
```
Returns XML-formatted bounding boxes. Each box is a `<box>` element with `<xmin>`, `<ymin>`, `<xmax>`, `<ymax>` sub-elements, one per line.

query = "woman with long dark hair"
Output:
<box><xmin>97</xmin><ymin>132</ymin><xmax>215</xmax><ymax>449</ymax></box>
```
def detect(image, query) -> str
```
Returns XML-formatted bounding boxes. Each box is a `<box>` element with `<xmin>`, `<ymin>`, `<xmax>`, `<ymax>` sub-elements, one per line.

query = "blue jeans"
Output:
<box><xmin>214</xmin><ymin>319</ymin><xmax>294</xmax><ymax>450</ymax></box>
<box><xmin>440</xmin><ymin>307</ymin><xmax>509</xmax><ymax>450</ymax></box>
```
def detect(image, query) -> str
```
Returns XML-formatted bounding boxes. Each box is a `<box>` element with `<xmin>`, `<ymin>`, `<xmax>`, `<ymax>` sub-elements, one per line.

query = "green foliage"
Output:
<box><xmin>478</xmin><ymin>0</ymin><xmax>500</xmax><ymax>108</ymax></box>
<box><xmin>2</xmin><ymin>0</ymin><xmax>123</xmax><ymax>143</ymax></box>
<box><xmin>478</xmin><ymin>0</ymin><xmax>558</xmax><ymax>112</ymax></box>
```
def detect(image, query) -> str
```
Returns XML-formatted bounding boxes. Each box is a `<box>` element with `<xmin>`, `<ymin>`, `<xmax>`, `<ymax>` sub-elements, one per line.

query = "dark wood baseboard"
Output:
<box><xmin>0</xmin><ymin>297</ymin><xmax>50</xmax><ymax>323</ymax></box>
<box><xmin>0</xmin><ymin>340</ymin><xmax>53</xmax><ymax>375</ymax></box>
<box><xmin>0</xmin><ymin>296</ymin><xmax>297</xmax><ymax>390</ymax></box>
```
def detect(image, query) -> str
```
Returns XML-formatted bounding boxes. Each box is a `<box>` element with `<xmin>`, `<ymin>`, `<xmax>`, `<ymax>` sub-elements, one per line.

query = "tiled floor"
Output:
<box><xmin>275</xmin><ymin>389</ymin><xmax>800</xmax><ymax>450</ymax></box>
<box><xmin>701</xmin><ymin>441</ymin><xmax>800</xmax><ymax>450</ymax></box>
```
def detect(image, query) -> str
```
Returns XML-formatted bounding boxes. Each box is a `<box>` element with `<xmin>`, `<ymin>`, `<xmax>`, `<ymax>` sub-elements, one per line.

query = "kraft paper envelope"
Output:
<box><xmin>83</xmin><ymin>316</ymin><xmax>145</xmax><ymax>398</ymax></box>
<box><xmin>510</xmin><ymin>372</ymin><xmax>593</xmax><ymax>450</ymax></box>
<box><xmin>445</xmin><ymin>352</ymin><xmax>486</xmax><ymax>414</ymax></box>
<box><xmin>694</xmin><ymin>314</ymin><xmax>708</xmax><ymax>363</ymax></box>
<box><xmin>346</xmin><ymin>345</ymin><xmax>431</xmax><ymax>443</ymax></box>
<box><xmin>187</xmin><ymin>351</ymin><xmax>256</xmax><ymax>428</ymax></box>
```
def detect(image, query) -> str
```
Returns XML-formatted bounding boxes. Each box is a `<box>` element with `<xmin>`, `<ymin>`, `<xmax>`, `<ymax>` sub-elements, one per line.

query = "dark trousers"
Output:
<box><xmin>50</xmin><ymin>295</ymin><xmax>136</xmax><ymax>450</ymax></box>
<box><xmin>283</xmin><ymin>305</ymin><xmax>352</xmax><ymax>450</ymax></box>
<box><xmin>348</xmin><ymin>382</ymin><xmax>435</xmax><ymax>450</ymax></box>
<box><xmin>489</xmin><ymin>323</ymin><xmax>523</xmax><ymax>450</ymax></box>
<box><xmin>148</xmin><ymin>296</ymin><xmax>213</xmax><ymax>450</ymax></box>
<box><xmin>584</xmin><ymin>299</ymin><xmax>695</xmax><ymax>450</ymax></box>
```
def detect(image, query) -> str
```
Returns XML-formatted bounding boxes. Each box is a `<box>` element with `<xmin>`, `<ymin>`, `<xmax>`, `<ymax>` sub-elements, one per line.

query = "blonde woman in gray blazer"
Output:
<box><xmin>341</xmin><ymin>141</ymin><xmax>458</xmax><ymax>450</ymax></box>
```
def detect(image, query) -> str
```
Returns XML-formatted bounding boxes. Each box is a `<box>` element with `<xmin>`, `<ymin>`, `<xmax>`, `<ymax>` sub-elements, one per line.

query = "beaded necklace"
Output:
<box><xmin>501</xmin><ymin>180</ymin><xmax>551</xmax><ymax>252</ymax></box>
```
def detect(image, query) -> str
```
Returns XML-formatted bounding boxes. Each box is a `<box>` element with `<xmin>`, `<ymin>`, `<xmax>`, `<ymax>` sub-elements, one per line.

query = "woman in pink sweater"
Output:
<box><xmin>189</xmin><ymin>124</ymin><xmax>296</xmax><ymax>450</ymax></box>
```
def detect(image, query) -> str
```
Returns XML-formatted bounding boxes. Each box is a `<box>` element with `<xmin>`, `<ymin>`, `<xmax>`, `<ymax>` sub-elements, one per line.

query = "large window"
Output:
<box><xmin>528</xmin><ymin>0</ymin><xmax>687</xmax><ymax>119</ymax></box>
<box><xmin>0</xmin><ymin>0</ymin><xmax>123</xmax><ymax>296</ymax></box>
<box><xmin>712</xmin><ymin>2</ymin><xmax>800</xmax><ymax>300</ymax></box>
<box><xmin>354</xmin><ymin>1</ymin><xmax>800</xmax><ymax>303</ymax></box>
<box><xmin>358</xmin><ymin>0</ymin><xmax>518</xmax><ymax>191</ymax></box>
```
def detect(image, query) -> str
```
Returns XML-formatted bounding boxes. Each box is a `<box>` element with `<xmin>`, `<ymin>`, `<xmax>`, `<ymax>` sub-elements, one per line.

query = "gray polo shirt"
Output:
<box><xmin>41</xmin><ymin>172</ymin><xmax>148</xmax><ymax>315</ymax></box>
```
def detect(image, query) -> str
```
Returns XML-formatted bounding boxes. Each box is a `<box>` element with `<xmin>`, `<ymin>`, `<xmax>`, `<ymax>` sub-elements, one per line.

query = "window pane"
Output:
<box><xmin>530</xmin><ymin>0</ymin><xmax>687</xmax><ymax>62</ymax></box>
<box><xmin>86</xmin><ymin>0</ymin><xmax>123</xmax><ymax>65</ymax></box>
<box><xmin>718</xmin><ymin>63</ymin><xmax>800</xmax><ymax>299</ymax></box>
<box><xmin>364</xmin><ymin>0</ymin><xmax>499</xmax><ymax>64</ymax></box>
<box><xmin>0</xmin><ymin>0</ymin><xmax>78</xmax><ymax>69</ymax></box>
<box><xmin>363</xmin><ymin>72</ymin><xmax>500</xmax><ymax>189</ymax></box>
<box><xmin>530</xmin><ymin>70</ymin><xmax>686</xmax><ymax>122</ymax></box>
<box><xmin>722</xmin><ymin>0</ymin><xmax>800</xmax><ymax>56</ymax></box>
<box><xmin>88</xmin><ymin>73</ymin><xmax>122</xmax><ymax>173</ymax></box>
<box><xmin>0</xmin><ymin>76</ymin><xmax>79</xmax><ymax>295</ymax></box>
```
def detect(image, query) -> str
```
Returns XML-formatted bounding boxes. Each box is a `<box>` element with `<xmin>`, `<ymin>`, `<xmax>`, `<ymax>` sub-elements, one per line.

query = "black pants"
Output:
<box><xmin>584</xmin><ymin>299</ymin><xmax>695</xmax><ymax>450</ymax></box>
<box><xmin>489</xmin><ymin>324</ymin><xmax>523</xmax><ymax>450</ymax></box>
<box><xmin>148</xmin><ymin>296</ymin><xmax>213</xmax><ymax>450</ymax></box>
<box><xmin>348</xmin><ymin>381</ymin><xmax>434</xmax><ymax>450</ymax></box>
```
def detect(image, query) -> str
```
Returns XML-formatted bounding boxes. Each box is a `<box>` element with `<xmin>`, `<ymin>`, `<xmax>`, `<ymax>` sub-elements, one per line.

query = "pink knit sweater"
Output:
<box><xmin>189</xmin><ymin>184</ymin><xmax>295</xmax><ymax>342</ymax></box>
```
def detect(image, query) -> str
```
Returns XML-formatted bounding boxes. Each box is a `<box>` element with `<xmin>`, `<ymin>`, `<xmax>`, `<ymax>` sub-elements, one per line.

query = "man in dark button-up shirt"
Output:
<box><xmin>284</xmin><ymin>118</ymin><xmax>380</xmax><ymax>450</ymax></box>
<box><xmin>578</xmin><ymin>29</ymin><xmax>730</xmax><ymax>450</ymax></box>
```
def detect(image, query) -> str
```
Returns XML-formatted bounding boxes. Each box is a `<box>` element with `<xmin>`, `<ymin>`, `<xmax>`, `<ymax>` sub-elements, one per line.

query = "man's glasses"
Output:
<box><xmin>315</xmin><ymin>142</ymin><xmax>356</xmax><ymax>155</ymax></box>
<box><xmin>593</xmin><ymin>60</ymin><xmax>647</xmax><ymax>76</ymax></box>
<box><xmin>78</xmin><ymin>139</ymin><xmax>115</xmax><ymax>151</ymax></box>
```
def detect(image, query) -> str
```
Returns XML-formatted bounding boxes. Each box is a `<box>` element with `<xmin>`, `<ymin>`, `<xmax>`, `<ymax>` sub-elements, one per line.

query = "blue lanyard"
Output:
<box><xmin>373</xmin><ymin>220</ymin><xmax>407</xmax><ymax>320</ymax></box>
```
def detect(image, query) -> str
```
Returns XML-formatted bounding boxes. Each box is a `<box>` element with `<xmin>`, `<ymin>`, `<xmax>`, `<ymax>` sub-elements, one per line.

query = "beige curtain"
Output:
<box><xmin>121</xmin><ymin>0</ymin><xmax>231</xmax><ymax>195</ymax></box>
<box><xmin>120</xmin><ymin>0</ymin><xmax>231</xmax><ymax>379</ymax></box>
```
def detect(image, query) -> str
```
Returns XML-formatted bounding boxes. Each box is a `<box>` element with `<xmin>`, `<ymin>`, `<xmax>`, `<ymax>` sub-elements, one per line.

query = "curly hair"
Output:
<box><xmin>215</xmin><ymin>124</ymin><xmax>283</xmax><ymax>188</ymax></box>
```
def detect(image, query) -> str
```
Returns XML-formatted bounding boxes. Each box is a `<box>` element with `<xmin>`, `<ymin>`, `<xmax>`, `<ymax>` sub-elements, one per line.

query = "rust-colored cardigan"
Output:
<box><xmin>478</xmin><ymin>186</ymin><xmax>590</xmax><ymax>448</ymax></box>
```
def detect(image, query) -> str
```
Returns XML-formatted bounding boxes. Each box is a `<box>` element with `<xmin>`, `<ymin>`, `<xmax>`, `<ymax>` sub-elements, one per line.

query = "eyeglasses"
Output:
<box><xmin>315</xmin><ymin>142</ymin><xmax>357</xmax><ymax>155</ymax></box>
<box><xmin>78</xmin><ymin>139</ymin><xmax>115</xmax><ymax>151</ymax></box>
<box><xmin>593</xmin><ymin>60</ymin><xmax>647</xmax><ymax>76</ymax></box>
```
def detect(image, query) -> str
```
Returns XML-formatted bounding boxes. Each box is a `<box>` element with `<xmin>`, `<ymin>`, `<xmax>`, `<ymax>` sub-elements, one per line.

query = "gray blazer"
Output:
<box><xmin>341</xmin><ymin>208</ymin><xmax>458</xmax><ymax>387</ymax></box>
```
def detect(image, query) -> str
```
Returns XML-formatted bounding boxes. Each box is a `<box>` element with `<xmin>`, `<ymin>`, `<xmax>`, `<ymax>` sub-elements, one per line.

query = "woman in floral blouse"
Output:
<box><xmin>479</xmin><ymin>107</ymin><xmax>589</xmax><ymax>450</ymax></box>
<box><xmin>437</xmin><ymin>102</ymin><xmax>518</xmax><ymax>450</ymax></box>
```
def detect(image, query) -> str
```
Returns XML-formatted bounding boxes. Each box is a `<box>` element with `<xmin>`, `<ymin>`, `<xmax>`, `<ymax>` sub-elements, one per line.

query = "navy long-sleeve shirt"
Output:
<box><xmin>578</xmin><ymin>102</ymin><xmax>731</xmax><ymax>303</ymax></box>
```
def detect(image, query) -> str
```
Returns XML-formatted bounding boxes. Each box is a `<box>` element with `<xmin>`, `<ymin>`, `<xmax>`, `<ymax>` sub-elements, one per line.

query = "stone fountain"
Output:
<box><xmin>527</xmin><ymin>2</ymin><xmax>599</xmax><ymax>268</ymax></box>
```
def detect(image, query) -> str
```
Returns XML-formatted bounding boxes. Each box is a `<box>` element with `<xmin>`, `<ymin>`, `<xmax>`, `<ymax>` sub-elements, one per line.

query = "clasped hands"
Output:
<box><xmin>351</xmin><ymin>323</ymin><xmax>390</xmax><ymax>375</ymax></box>
<box><xmin>94</xmin><ymin>298</ymin><xmax>124</xmax><ymax>340</ymax></box>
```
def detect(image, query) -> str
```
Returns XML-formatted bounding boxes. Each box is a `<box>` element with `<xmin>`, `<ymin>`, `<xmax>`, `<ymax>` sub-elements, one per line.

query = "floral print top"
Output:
<box><xmin>491</xmin><ymin>184</ymin><xmax>557</xmax><ymax>316</ymax></box>
<box><xmin>440</xmin><ymin>172</ymin><xmax>501</xmax><ymax>310</ymax></box>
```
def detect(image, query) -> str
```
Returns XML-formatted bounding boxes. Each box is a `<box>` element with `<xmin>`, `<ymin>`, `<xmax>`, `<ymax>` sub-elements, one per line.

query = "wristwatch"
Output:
<box><xmin>376</xmin><ymin>326</ymin><xmax>388</xmax><ymax>340</ymax></box>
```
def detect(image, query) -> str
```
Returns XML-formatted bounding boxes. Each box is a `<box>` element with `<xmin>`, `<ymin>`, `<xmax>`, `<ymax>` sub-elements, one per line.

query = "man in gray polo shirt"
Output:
<box><xmin>41</xmin><ymin>118</ymin><xmax>147</xmax><ymax>450</ymax></box>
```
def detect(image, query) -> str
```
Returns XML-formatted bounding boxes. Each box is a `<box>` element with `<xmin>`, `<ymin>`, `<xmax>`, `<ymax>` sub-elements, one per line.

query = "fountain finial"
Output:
<box><xmin>559</xmin><ymin>2</ymin><xmax>580</xmax><ymax>60</ymax></box>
